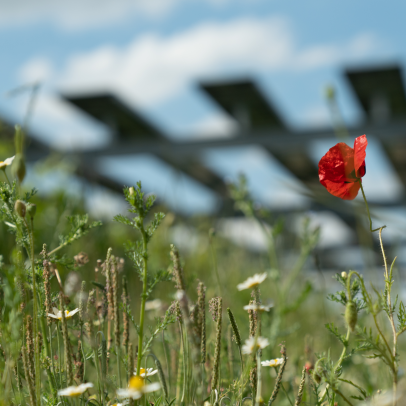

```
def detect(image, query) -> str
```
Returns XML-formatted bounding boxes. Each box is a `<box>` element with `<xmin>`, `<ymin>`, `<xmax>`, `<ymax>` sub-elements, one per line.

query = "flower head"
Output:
<box><xmin>318</xmin><ymin>134</ymin><xmax>367</xmax><ymax>200</ymax></box>
<box><xmin>117</xmin><ymin>376</ymin><xmax>160</xmax><ymax>399</ymax></box>
<box><xmin>243</xmin><ymin>303</ymin><xmax>273</xmax><ymax>312</ymax></box>
<box><xmin>48</xmin><ymin>307</ymin><xmax>79</xmax><ymax>321</ymax></box>
<box><xmin>237</xmin><ymin>273</ymin><xmax>267</xmax><ymax>291</ymax></box>
<box><xmin>134</xmin><ymin>367</ymin><xmax>158</xmax><ymax>377</ymax></box>
<box><xmin>261</xmin><ymin>358</ymin><xmax>283</xmax><ymax>367</ymax></box>
<box><xmin>145</xmin><ymin>299</ymin><xmax>162</xmax><ymax>311</ymax></box>
<box><xmin>242</xmin><ymin>336</ymin><xmax>269</xmax><ymax>355</ymax></box>
<box><xmin>58</xmin><ymin>383</ymin><xmax>93</xmax><ymax>397</ymax></box>
<box><xmin>0</xmin><ymin>156</ymin><xmax>15</xmax><ymax>170</ymax></box>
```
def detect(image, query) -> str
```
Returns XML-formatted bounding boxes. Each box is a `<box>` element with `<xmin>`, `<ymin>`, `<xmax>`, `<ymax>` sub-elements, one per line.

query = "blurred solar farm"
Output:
<box><xmin>2</xmin><ymin>2</ymin><xmax>406</xmax><ymax>404</ymax></box>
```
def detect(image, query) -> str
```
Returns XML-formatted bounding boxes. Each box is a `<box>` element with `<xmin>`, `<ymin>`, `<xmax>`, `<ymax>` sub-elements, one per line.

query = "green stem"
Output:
<box><xmin>93</xmin><ymin>346</ymin><xmax>103</xmax><ymax>405</ymax></box>
<box><xmin>334</xmin><ymin>326</ymin><xmax>350</xmax><ymax>372</ymax></box>
<box><xmin>56</xmin><ymin>326</ymin><xmax>63</xmax><ymax>388</ymax></box>
<box><xmin>25</xmin><ymin>217</ymin><xmax>40</xmax><ymax>406</ymax></box>
<box><xmin>334</xmin><ymin>389</ymin><xmax>354</xmax><ymax>406</ymax></box>
<box><xmin>39</xmin><ymin>314</ymin><xmax>58</xmax><ymax>395</ymax></box>
<box><xmin>3</xmin><ymin>170</ymin><xmax>12</xmax><ymax>187</ymax></box>
<box><xmin>255</xmin><ymin>352</ymin><xmax>262</xmax><ymax>406</ymax></box>
<box><xmin>209</xmin><ymin>235</ymin><xmax>222</xmax><ymax>297</ymax></box>
<box><xmin>136</xmin><ymin>218</ymin><xmax>148</xmax><ymax>376</ymax></box>
<box><xmin>359</xmin><ymin>181</ymin><xmax>385</xmax><ymax>232</ymax></box>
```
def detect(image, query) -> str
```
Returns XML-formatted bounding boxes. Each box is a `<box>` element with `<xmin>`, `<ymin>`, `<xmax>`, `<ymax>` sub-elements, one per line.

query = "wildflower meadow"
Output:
<box><xmin>0</xmin><ymin>127</ymin><xmax>405</xmax><ymax>406</ymax></box>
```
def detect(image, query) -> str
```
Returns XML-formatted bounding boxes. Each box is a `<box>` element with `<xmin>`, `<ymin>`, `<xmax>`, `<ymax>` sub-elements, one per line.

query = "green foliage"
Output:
<box><xmin>56</xmin><ymin>214</ymin><xmax>102</xmax><ymax>253</ymax></box>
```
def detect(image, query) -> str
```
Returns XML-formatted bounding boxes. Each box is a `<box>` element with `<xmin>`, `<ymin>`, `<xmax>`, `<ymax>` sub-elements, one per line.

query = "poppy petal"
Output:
<box><xmin>354</xmin><ymin>134</ymin><xmax>367</xmax><ymax>178</ymax></box>
<box><xmin>319</xmin><ymin>142</ymin><xmax>355</xmax><ymax>184</ymax></box>
<box><xmin>323</xmin><ymin>179</ymin><xmax>361</xmax><ymax>200</ymax></box>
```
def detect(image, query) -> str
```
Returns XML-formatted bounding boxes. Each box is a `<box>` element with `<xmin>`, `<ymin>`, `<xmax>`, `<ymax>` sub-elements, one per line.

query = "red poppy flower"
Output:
<box><xmin>318</xmin><ymin>135</ymin><xmax>367</xmax><ymax>200</ymax></box>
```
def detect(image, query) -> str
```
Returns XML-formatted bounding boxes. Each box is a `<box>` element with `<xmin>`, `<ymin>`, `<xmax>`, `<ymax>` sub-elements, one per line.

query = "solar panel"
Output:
<box><xmin>345</xmin><ymin>65</ymin><xmax>406</xmax><ymax>121</ymax></box>
<box><xmin>200</xmin><ymin>79</ymin><xmax>285</xmax><ymax>130</ymax></box>
<box><xmin>64</xmin><ymin>93</ymin><xmax>163</xmax><ymax>140</ymax></box>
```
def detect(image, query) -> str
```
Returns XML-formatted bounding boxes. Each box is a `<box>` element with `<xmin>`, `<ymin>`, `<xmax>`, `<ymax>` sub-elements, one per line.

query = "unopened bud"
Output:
<box><xmin>12</xmin><ymin>153</ymin><xmax>26</xmax><ymax>184</ymax></box>
<box><xmin>14</xmin><ymin>200</ymin><xmax>26</xmax><ymax>218</ymax></box>
<box><xmin>129</xmin><ymin>187</ymin><xmax>135</xmax><ymax>196</ymax></box>
<box><xmin>341</xmin><ymin>271</ymin><xmax>347</xmax><ymax>279</ymax></box>
<box><xmin>325</xmin><ymin>85</ymin><xmax>335</xmax><ymax>101</ymax></box>
<box><xmin>312</xmin><ymin>369</ymin><xmax>321</xmax><ymax>384</ymax></box>
<box><xmin>26</xmin><ymin>203</ymin><xmax>37</xmax><ymax>219</ymax></box>
<box><xmin>345</xmin><ymin>301</ymin><xmax>357</xmax><ymax>332</ymax></box>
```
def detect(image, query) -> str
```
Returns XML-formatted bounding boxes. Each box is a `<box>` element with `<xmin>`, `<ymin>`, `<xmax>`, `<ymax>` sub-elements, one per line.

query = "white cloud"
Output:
<box><xmin>53</xmin><ymin>17</ymin><xmax>380</xmax><ymax>107</ymax></box>
<box><xmin>0</xmin><ymin>0</ymin><xmax>179</xmax><ymax>30</ymax></box>
<box><xmin>18</xmin><ymin>57</ymin><xmax>54</xmax><ymax>83</ymax></box>
<box><xmin>17</xmin><ymin>16</ymin><xmax>384</xmax><ymax>149</ymax></box>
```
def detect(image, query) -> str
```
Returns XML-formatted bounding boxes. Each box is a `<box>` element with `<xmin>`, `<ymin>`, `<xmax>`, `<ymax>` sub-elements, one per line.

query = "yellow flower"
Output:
<box><xmin>0</xmin><ymin>156</ymin><xmax>15</xmax><ymax>170</ymax></box>
<box><xmin>237</xmin><ymin>273</ymin><xmax>267</xmax><ymax>291</ymax></box>
<box><xmin>117</xmin><ymin>376</ymin><xmax>160</xmax><ymax>400</ymax></box>
<box><xmin>261</xmin><ymin>358</ymin><xmax>283</xmax><ymax>367</ymax></box>
<box><xmin>58</xmin><ymin>383</ymin><xmax>93</xmax><ymax>397</ymax></box>
<box><xmin>48</xmin><ymin>307</ymin><xmax>79</xmax><ymax>321</ymax></box>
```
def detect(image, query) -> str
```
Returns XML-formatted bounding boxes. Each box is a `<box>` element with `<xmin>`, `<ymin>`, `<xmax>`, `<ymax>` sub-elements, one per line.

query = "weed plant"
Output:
<box><xmin>0</xmin><ymin>126</ymin><xmax>405</xmax><ymax>406</ymax></box>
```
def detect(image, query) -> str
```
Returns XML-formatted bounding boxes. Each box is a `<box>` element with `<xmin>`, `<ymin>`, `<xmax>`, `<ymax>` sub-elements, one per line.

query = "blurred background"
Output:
<box><xmin>1</xmin><ymin>0</ymin><xmax>406</xmax><ymax>272</ymax></box>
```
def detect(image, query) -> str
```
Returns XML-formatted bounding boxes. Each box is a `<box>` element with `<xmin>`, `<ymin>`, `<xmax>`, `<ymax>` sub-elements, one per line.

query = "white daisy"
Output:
<box><xmin>134</xmin><ymin>367</ymin><xmax>158</xmax><ymax>377</ymax></box>
<box><xmin>242</xmin><ymin>336</ymin><xmax>269</xmax><ymax>355</ymax></box>
<box><xmin>117</xmin><ymin>376</ymin><xmax>160</xmax><ymax>400</ymax></box>
<box><xmin>58</xmin><ymin>383</ymin><xmax>93</xmax><ymax>397</ymax></box>
<box><xmin>48</xmin><ymin>307</ymin><xmax>80</xmax><ymax>321</ymax></box>
<box><xmin>237</xmin><ymin>273</ymin><xmax>267</xmax><ymax>291</ymax></box>
<box><xmin>0</xmin><ymin>156</ymin><xmax>15</xmax><ymax>170</ymax></box>
<box><xmin>145</xmin><ymin>299</ymin><xmax>162</xmax><ymax>311</ymax></box>
<box><xmin>243</xmin><ymin>303</ymin><xmax>273</xmax><ymax>312</ymax></box>
<box><xmin>261</xmin><ymin>358</ymin><xmax>284</xmax><ymax>367</ymax></box>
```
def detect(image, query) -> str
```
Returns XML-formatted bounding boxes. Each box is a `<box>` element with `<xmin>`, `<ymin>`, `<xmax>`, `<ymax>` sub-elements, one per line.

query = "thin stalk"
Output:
<box><xmin>39</xmin><ymin>314</ymin><xmax>57</xmax><ymax>395</ymax></box>
<box><xmin>136</xmin><ymin>219</ymin><xmax>148</xmax><ymax>376</ymax></box>
<box><xmin>334</xmin><ymin>326</ymin><xmax>350</xmax><ymax>372</ymax></box>
<box><xmin>378</xmin><ymin>228</ymin><xmax>398</xmax><ymax>405</ymax></box>
<box><xmin>255</xmin><ymin>352</ymin><xmax>262</xmax><ymax>406</ymax></box>
<box><xmin>334</xmin><ymin>389</ymin><xmax>354</xmax><ymax>406</ymax></box>
<box><xmin>359</xmin><ymin>181</ymin><xmax>386</xmax><ymax>232</ymax></box>
<box><xmin>24</xmin><ymin>217</ymin><xmax>40</xmax><ymax>406</ymax></box>
<box><xmin>57</xmin><ymin>326</ymin><xmax>63</xmax><ymax>388</ymax></box>
<box><xmin>93</xmin><ymin>346</ymin><xmax>103</xmax><ymax>405</ymax></box>
<box><xmin>3</xmin><ymin>170</ymin><xmax>11</xmax><ymax>187</ymax></box>
<box><xmin>209</xmin><ymin>235</ymin><xmax>222</xmax><ymax>297</ymax></box>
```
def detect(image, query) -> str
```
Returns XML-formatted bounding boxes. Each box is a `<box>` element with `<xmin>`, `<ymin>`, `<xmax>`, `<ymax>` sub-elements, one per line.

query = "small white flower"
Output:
<box><xmin>48</xmin><ymin>307</ymin><xmax>80</xmax><ymax>321</ymax></box>
<box><xmin>134</xmin><ymin>367</ymin><xmax>158</xmax><ymax>377</ymax></box>
<box><xmin>237</xmin><ymin>273</ymin><xmax>267</xmax><ymax>291</ymax></box>
<box><xmin>0</xmin><ymin>156</ymin><xmax>15</xmax><ymax>170</ymax></box>
<box><xmin>145</xmin><ymin>299</ymin><xmax>162</xmax><ymax>311</ymax></box>
<box><xmin>261</xmin><ymin>358</ymin><xmax>284</xmax><ymax>367</ymax></box>
<box><xmin>58</xmin><ymin>382</ymin><xmax>93</xmax><ymax>397</ymax></box>
<box><xmin>243</xmin><ymin>303</ymin><xmax>273</xmax><ymax>312</ymax></box>
<box><xmin>242</xmin><ymin>336</ymin><xmax>269</xmax><ymax>355</ymax></box>
<box><xmin>117</xmin><ymin>376</ymin><xmax>160</xmax><ymax>400</ymax></box>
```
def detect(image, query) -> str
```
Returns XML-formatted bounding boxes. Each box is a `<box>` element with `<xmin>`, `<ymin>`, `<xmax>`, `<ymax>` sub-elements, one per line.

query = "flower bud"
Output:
<box><xmin>26</xmin><ymin>203</ymin><xmax>37</xmax><ymax>219</ymax></box>
<box><xmin>14</xmin><ymin>200</ymin><xmax>26</xmax><ymax>218</ymax></box>
<box><xmin>12</xmin><ymin>153</ymin><xmax>26</xmax><ymax>184</ymax></box>
<box><xmin>312</xmin><ymin>369</ymin><xmax>321</xmax><ymax>384</ymax></box>
<box><xmin>129</xmin><ymin>187</ymin><xmax>135</xmax><ymax>196</ymax></box>
<box><xmin>325</xmin><ymin>85</ymin><xmax>335</xmax><ymax>101</ymax></box>
<box><xmin>345</xmin><ymin>300</ymin><xmax>357</xmax><ymax>332</ymax></box>
<box><xmin>341</xmin><ymin>271</ymin><xmax>347</xmax><ymax>279</ymax></box>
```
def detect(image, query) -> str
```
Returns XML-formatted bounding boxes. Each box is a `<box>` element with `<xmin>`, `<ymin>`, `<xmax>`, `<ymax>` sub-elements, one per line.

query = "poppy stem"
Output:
<box><xmin>358</xmin><ymin>180</ymin><xmax>386</xmax><ymax>233</ymax></box>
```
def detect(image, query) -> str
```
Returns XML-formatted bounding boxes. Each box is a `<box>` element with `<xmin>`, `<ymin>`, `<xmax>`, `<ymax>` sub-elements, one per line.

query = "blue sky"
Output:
<box><xmin>1</xmin><ymin>0</ymin><xmax>406</xmax><ymax>227</ymax></box>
